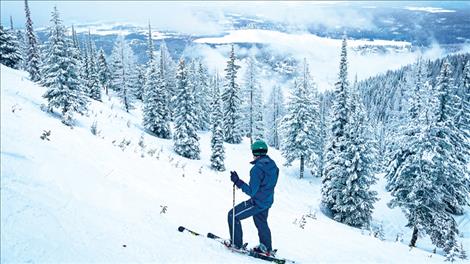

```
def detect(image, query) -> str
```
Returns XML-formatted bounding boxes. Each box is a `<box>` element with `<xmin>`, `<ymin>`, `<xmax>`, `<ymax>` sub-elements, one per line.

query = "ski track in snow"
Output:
<box><xmin>1</xmin><ymin>65</ymin><xmax>468</xmax><ymax>263</ymax></box>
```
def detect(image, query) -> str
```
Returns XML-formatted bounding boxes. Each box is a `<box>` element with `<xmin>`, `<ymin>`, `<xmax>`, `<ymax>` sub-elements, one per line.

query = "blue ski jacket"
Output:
<box><xmin>238</xmin><ymin>155</ymin><xmax>279</xmax><ymax>209</ymax></box>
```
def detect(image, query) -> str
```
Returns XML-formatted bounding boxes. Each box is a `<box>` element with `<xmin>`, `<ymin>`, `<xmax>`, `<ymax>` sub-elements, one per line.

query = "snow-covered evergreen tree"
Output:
<box><xmin>265</xmin><ymin>85</ymin><xmax>285</xmax><ymax>149</ymax></box>
<box><xmin>159</xmin><ymin>40</ymin><xmax>176</xmax><ymax>119</ymax></box>
<box><xmin>456</xmin><ymin>60</ymin><xmax>470</xmax><ymax>167</ymax></box>
<box><xmin>97</xmin><ymin>48</ymin><xmax>111</xmax><ymax>96</ymax></box>
<box><xmin>173</xmin><ymin>58</ymin><xmax>200</xmax><ymax>159</ymax></box>
<box><xmin>71</xmin><ymin>25</ymin><xmax>79</xmax><ymax>51</ymax></box>
<box><xmin>147</xmin><ymin>22</ymin><xmax>155</xmax><ymax>63</ymax></box>
<box><xmin>194</xmin><ymin>61</ymin><xmax>211</xmax><ymax>131</ymax></box>
<box><xmin>109</xmin><ymin>46</ymin><xmax>122</xmax><ymax>93</ymax></box>
<box><xmin>8</xmin><ymin>17</ymin><xmax>21</xmax><ymax>66</ymax></box>
<box><xmin>386</xmin><ymin>106</ymin><xmax>465</xmax><ymax>259</ymax></box>
<box><xmin>322</xmin><ymin>36</ymin><xmax>350</xmax><ymax>213</ymax></box>
<box><xmin>0</xmin><ymin>25</ymin><xmax>21</xmax><ymax>69</ymax></box>
<box><xmin>110</xmin><ymin>35</ymin><xmax>136</xmax><ymax>112</ymax></box>
<box><xmin>24</xmin><ymin>0</ymin><xmax>41</xmax><ymax>82</ymax></box>
<box><xmin>41</xmin><ymin>7</ymin><xmax>88</xmax><ymax>126</ymax></box>
<box><xmin>84</xmin><ymin>32</ymin><xmax>101</xmax><ymax>101</ymax></box>
<box><xmin>142</xmin><ymin>38</ymin><xmax>171</xmax><ymax>139</ymax></box>
<box><xmin>69</xmin><ymin>25</ymin><xmax>81</xmax><ymax>57</ymax></box>
<box><xmin>243</xmin><ymin>57</ymin><xmax>264</xmax><ymax>144</ymax></box>
<box><xmin>141</xmin><ymin>22</ymin><xmax>171</xmax><ymax>138</ymax></box>
<box><xmin>222</xmin><ymin>44</ymin><xmax>243</xmax><ymax>144</ymax></box>
<box><xmin>81</xmin><ymin>40</ymin><xmax>90</xmax><ymax>80</ymax></box>
<box><xmin>314</xmin><ymin>92</ymin><xmax>329</xmax><ymax>178</ymax></box>
<box><xmin>331</xmin><ymin>79</ymin><xmax>378</xmax><ymax>228</ymax></box>
<box><xmin>280</xmin><ymin>59</ymin><xmax>320</xmax><ymax>179</ymax></box>
<box><xmin>433</xmin><ymin>60</ymin><xmax>469</xmax><ymax>215</ymax></box>
<box><xmin>9</xmin><ymin>16</ymin><xmax>27</xmax><ymax>70</ymax></box>
<box><xmin>386</xmin><ymin>60</ymin><xmax>468</xmax><ymax>260</ymax></box>
<box><xmin>210</xmin><ymin>73</ymin><xmax>225</xmax><ymax>171</ymax></box>
<box><xmin>187</xmin><ymin>59</ymin><xmax>198</xmax><ymax>111</ymax></box>
<box><xmin>15</xmin><ymin>29</ymin><xmax>27</xmax><ymax>70</ymax></box>
<box><xmin>134</xmin><ymin>64</ymin><xmax>146</xmax><ymax>101</ymax></box>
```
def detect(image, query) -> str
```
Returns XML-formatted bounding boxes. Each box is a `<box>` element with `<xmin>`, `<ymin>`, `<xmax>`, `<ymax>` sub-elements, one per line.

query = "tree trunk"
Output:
<box><xmin>409</xmin><ymin>226</ymin><xmax>418</xmax><ymax>247</ymax></box>
<box><xmin>300</xmin><ymin>155</ymin><xmax>304</xmax><ymax>179</ymax></box>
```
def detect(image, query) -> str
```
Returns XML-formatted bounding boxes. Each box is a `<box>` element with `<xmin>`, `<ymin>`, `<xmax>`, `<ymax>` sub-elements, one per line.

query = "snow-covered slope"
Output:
<box><xmin>1</xmin><ymin>65</ymin><xmax>465</xmax><ymax>263</ymax></box>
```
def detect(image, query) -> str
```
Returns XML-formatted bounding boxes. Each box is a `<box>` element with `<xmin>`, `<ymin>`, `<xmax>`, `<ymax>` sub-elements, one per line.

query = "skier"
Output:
<box><xmin>228</xmin><ymin>140</ymin><xmax>279</xmax><ymax>255</ymax></box>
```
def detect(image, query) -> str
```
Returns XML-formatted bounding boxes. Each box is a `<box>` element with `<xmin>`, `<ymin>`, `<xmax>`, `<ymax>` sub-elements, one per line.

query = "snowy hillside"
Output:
<box><xmin>3</xmin><ymin>65</ymin><xmax>467</xmax><ymax>263</ymax></box>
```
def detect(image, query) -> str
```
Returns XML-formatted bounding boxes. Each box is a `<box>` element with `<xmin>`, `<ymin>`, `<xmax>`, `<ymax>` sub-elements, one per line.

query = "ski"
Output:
<box><xmin>178</xmin><ymin>226</ymin><xmax>202</xmax><ymax>236</ymax></box>
<box><xmin>207</xmin><ymin>232</ymin><xmax>292</xmax><ymax>264</ymax></box>
<box><xmin>179</xmin><ymin>226</ymin><xmax>294</xmax><ymax>263</ymax></box>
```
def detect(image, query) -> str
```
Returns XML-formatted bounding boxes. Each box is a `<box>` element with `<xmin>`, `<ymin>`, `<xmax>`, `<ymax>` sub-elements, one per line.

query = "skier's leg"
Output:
<box><xmin>228</xmin><ymin>201</ymin><xmax>249</xmax><ymax>247</ymax></box>
<box><xmin>253</xmin><ymin>209</ymin><xmax>272</xmax><ymax>251</ymax></box>
<box><xmin>228</xmin><ymin>200</ymin><xmax>258</xmax><ymax>248</ymax></box>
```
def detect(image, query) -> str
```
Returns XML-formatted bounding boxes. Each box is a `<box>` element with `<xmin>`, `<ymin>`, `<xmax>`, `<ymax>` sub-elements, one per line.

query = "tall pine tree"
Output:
<box><xmin>84</xmin><ymin>31</ymin><xmax>101</xmax><ymax>101</ymax></box>
<box><xmin>322</xmin><ymin>36</ymin><xmax>350</xmax><ymax>213</ymax></box>
<box><xmin>433</xmin><ymin>60</ymin><xmax>469</xmax><ymax>215</ymax></box>
<box><xmin>97</xmin><ymin>48</ymin><xmax>111</xmax><ymax>96</ymax></box>
<box><xmin>160</xmin><ymin>40</ymin><xmax>176</xmax><ymax>120</ymax></box>
<box><xmin>222</xmin><ymin>44</ymin><xmax>243</xmax><ymax>144</ymax></box>
<box><xmin>314</xmin><ymin>92</ymin><xmax>330</xmax><ymax>178</ymax></box>
<box><xmin>147</xmin><ymin>22</ymin><xmax>155</xmax><ymax>63</ymax></box>
<box><xmin>142</xmin><ymin>25</ymin><xmax>171</xmax><ymax>139</ymax></box>
<box><xmin>194</xmin><ymin>61</ymin><xmax>211</xmax><ymax>131</ymax></box>
<box><xmin>15</xmin><ymin>28</ymin><xmax>27</xmax><ymax>70</ymax></box>
<box><xmin>331</xmin><ymin>78</ymin><xmax>378</xmax><ymax>228</ymax></box>
<box><xmin>0</xmin><ymin>25</ymin><xmax>21</xmax><ymax>69</ymax></box>
<box><xmin>265</xmin><ymin>85</ymin><xmax>285</xmax><ymax>149</ymax></box>
<box><xmin>134</xmin><ymin>64</ymin><xmax>146</xmax><ymax>101</ymax></box>
<box><xmin>386</xmin><ymin>60</ymin><xmax>468</xmax><ymax>260</ymax></box>
<box><xmin>280</xmin><ymin>59</ymin><xmax>320</xmax><ymax>179</ymax></box>
<box><xmin>110</xmin><ymin>35</ymin><xmax>136</xmax><ymax>112</ymax></box>
<box><xmin>173</xmin><ymin>58</ymin><xmax>200</xmax><ymax>159</ymax></box>
<box><xmin>142</xmin><ymin>59</ymin><xmax>171</xmax><ymax>138</ymax></box>
<box><xmin>42</xmin><ymin>7</ymin><xmax>88</xmax><ymax>126</ymax></box>
<box><xmin>24</xmin><ymin>0</ymin><xmax>41</xmax><ymax>82</ymax></box>
<box><xmin>210</xmin><ymin>73</ymin><xmax>226</xmax><ymax>171</ymax></box>
<box><xmin>243</xmin><ymin>57</ymin><xmax>264</xmax><ymax>144</ymax></box>
<box><xmin>456</xmin><ymin>60</ymin><xmax>470</xmax><ymax>172</ymax></box>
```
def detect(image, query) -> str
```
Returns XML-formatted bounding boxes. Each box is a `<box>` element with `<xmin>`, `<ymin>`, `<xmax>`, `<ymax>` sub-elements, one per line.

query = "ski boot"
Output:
<box><xmin>252</xmin><ymin>244</ymin><xmax>276</xmax><ymax>257</ymax></box>
<box><xmin>223</xmin><ymin>240</ymin><xmax>248</xmax><ymax>251</ymax></box>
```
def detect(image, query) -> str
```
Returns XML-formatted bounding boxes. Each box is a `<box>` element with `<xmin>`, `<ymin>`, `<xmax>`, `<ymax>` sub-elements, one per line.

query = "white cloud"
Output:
<box><xmin>1</xmin><ymin>1</ymin><xmax>225</xmax><ymax>35</ymax></box>
<box><xmin>404</xmin><ymin>7</ymin><xmax>456</xmax><ymax>13</ymax></box>
<box><xmin>2</xmin><ymin>1</ymin><xmax>377</xmax><ymax>34</ymax></box>
<box><xmin>191</xmin><ymin>29</ymin><xmax>470</xmax><ymax>95</ymax></box>
<box><xmin>195</xmin><ymin>29</ymin><xmax>415</xmax><ymax>91</ymax></box>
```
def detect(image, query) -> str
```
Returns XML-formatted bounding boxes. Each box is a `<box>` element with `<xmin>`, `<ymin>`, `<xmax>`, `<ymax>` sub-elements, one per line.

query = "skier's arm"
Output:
<box><xmin>238</xmin><ymin>166</ymin><xmax>262</xmax><ymax>197</ymax></box>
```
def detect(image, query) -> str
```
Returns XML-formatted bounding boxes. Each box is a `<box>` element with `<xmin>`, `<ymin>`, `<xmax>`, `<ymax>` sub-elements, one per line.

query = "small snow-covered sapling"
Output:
<box><xmin>160</xmin><ymin>205</ymin><xmax>168</xmax><ymax>214</ymax></box>
<box><xmin>40</xmin><ymin>130</ymin><xmax>51</xmax><ymax>141</ymax></box>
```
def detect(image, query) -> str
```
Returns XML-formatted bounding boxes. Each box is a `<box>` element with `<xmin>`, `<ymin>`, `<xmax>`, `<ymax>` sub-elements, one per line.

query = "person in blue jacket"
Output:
<box><xmin>228</xmin><ymin>140</ymin><xmax>279</xmax><ymax>254</ymax></box>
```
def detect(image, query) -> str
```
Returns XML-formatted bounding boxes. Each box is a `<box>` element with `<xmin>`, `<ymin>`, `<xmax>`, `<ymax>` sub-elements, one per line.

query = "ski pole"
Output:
<box><xmin>232</xmin><ymin>183</ymin><xmax>235</xmax><ymax>246</ymax></box>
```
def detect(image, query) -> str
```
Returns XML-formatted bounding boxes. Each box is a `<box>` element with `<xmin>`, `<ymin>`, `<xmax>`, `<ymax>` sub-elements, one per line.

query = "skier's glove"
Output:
<box><xmin>230</xmin><ymin>171</ymin><xmax>239</xmax><ymax>183</ymax></box>
<box><xmin>230</xmin><ymin>171</ymin><xmax>245</xmax><ymax>188</ymax></box>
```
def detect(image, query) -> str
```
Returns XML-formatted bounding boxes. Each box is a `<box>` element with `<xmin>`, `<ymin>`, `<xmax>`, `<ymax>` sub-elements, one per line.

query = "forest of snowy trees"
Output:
<box><xmin>0</xmin><ymin>1</ymin><xmax>468</xmax><ymax>261</ymax></box>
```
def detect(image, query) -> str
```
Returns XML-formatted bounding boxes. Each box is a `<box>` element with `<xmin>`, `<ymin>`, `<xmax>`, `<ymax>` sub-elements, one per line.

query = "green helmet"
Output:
<box><xmin>251</xmin><ymin>140</ymin><xmax>268</xmax><ymax>156</ymax></box>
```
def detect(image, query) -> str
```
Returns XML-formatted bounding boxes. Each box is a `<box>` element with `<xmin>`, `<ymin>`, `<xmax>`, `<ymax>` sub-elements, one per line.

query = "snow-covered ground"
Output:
<box><xmin>1</xmin><ymin>65</ymin><xmax>468</xmax><ymax>263</ymax></box>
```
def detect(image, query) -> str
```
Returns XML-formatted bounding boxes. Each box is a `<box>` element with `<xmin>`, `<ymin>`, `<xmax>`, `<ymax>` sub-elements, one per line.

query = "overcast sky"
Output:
<box><xmin>1</xmin><ymin>1</ymin><xmax>466</xmax><ymax>34</ymax></box>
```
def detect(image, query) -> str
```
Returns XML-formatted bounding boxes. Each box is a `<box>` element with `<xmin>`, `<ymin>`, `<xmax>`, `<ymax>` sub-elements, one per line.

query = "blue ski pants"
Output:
<box><xmin>227</xmin><ymin>199</ymin><xmax>272</xmax><ymax>251</ymax></box>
